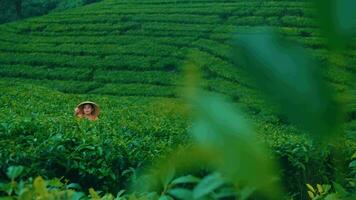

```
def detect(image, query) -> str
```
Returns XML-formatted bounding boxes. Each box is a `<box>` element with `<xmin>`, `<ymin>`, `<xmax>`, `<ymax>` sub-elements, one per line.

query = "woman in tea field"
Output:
<box><xmin>74</xmin><ymin>101</ymin><xmax>100</xmax><ymax>121</ymax></box>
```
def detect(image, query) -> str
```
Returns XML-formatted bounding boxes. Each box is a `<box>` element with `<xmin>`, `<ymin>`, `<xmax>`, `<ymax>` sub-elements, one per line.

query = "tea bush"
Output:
<box><xmin>0</xmin><ymin>0</ymin><xmax>355</xmax><ymax>199</ymax></box>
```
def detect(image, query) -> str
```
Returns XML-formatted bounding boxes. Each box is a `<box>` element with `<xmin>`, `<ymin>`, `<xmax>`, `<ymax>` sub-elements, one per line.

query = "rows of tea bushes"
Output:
<box><xmin>1</xmin><ymin>81</ymin><xmax>354</xmax><ymax>197</ymax></box>
<box><xmin>0</xmin><ymin>0</ymin><xmax>355</xmax><ymax>198</ymax></box>
<box><xmin>0</xmin><ymin>0</ymin><xmax>103</xmax><ymax>24</ymax></box>
<box><xmin>0</xmin><ymin>81</ymin><xmax>189</xmax><ymax>192</ymax></box>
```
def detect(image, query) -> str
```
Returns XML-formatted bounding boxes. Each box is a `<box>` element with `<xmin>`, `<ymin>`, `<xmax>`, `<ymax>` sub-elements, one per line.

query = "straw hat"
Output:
<box><xmin>75</xmin><ymin>101</ymin><xmax>100</xmax><ymax>118</ymax></box>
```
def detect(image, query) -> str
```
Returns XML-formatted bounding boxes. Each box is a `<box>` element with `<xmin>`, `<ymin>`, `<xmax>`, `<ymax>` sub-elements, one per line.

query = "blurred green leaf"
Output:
<box><xmin>0</xmin><ymin>197</ymin><xmax>14</xmax><ymax>200</ymax></box>
<box><xmin>352</xmin><ymin>152</ymin><xmax>356</xmax><ymax>160</ymax></box>
<box><xmin>6</xmin><ymin>166</ymin><xmax>24</xmax><ymax>181</ymax></box>
<box><xmin>0</xmin><ymin>183</ymin><xmax>12</xmax><ymax>195</ymax></box>
<box><xmin>324</xmin><ymin>193</ymin><xmax>339</xmax><ymax>200</ymax></box>
<box><xmin>171</xmin><ymin>175</ymin><xmax>200</xmax><ymax>185</ymax></box>
<box><xmin>313</xmin><ymin>0</ymin><xmax>356</xmax><ymax>50</ymax></box>
<box><xmin>332</xmin><ymin>182</ymin><xmax>347</xmax><ymax>196</ymax></box>
<box><xmin>18</xmin><ymin>188</ymin><xmax>32</xmax><ymax>200</ymax></box>
<box><xmin>187</xmin><ymin>90</ymin><xmax>282</xmax><ymax>199</ymax></box>
<box><xmin>349</xmin><ymin>160</ymin><xmax>356</xmax><ymax>168</ymax></box>
<box><xmin>238</xmin><ymin>187</ymin><xmax>256</xmax><ymax>200</ymax></box>
<box><xmin>212</xmin><ymin>187</ymin><xmax>236</xmax><ymax>199</ymax></box>
<box><xmin>158</xmin><ymin>194</ymin><xmax>174</xmax><ymax>200</ymax></box>
<box><xmin>167</xmin><ymin>188</ymin><xmax>193</xmax><ymax>200</ymax></box>
<box><xmin>47</xmin><ymin>178</ymin><xmax>63</xmax><ymax>188</ymax></box>
<box><xmin>66</xmin><ymin>183</ymin><xmax>81</xmax><ymax>190</ymax></box>
<box><xmin>232</xmin><ymin>30</ymin><xmax>343</xmax><ymax>139</ymax></box>
<box><xmin>33</xmin><ymin>177</ymin><xmax>48</xmax><ymax>198</ymax></box>
<box><xmin>131</xmin><ymin>61</ymin><xmax>283</xmax><ymax>199</ymax></box>
<box><xmin>161</xmin><ymin>166</ymin><xmax>175</xmax><ymax>189</ymax></box>
<box><xmin>70</xmin><ymin>192</ymin><xmax>85</xmax><ymax>200</ymax></box>
<box><xmin>115</xmin><ymin>190</ymin><xmax>125</xmax><ymax>199</ymax></box>
<box><xmin>193</xmin><ymin>172</ymin><xmax>224</xmax><ymax>199</ymax></box>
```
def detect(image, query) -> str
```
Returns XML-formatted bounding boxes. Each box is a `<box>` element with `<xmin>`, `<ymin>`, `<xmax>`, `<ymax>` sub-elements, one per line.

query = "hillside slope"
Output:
<box><xmin>0</xmin><ymin>80</ymin><xmax>190</xmax><ymax>190</ymax></box>
<box><xmin>0</xmin><ymin>0</ymin><xmax>355</xmax><ymax>195</ymax></box>
<box><xmin>1</xmin><ymin>0</ymin><xmax>355</xmax><ymax>120</ymax></box>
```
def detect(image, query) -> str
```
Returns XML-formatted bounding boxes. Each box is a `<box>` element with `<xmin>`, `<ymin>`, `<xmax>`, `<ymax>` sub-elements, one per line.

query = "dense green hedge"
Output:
<box><xmin>0</xmin><ymin>82</ymin><xmax>189</xmax><ymax>192</ymax></box>
<box><xmin>0</xmin><ymin>0</ymin><xmax>102</xmax><ymax>24</ymax></box>
<box><xmin>0</xmin><ymin>0</ymin><xmax>355</xmax><ymax>198</ymax></box>
<box><xmin>0</xmin><ymin>82</ymin><xmax>354</xmax><ymax>197</ymax></box>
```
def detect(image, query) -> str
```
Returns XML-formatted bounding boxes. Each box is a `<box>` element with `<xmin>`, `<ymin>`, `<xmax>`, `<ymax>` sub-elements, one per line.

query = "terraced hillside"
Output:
<box><xmin>1</xmin><ymin>0</ymin><xmax>355</xmax><ymax>133</ymax></box>
<box><xmin>0</xmin><ymin>0</ymin><xmax>355</xmax><ymax>197</ymax></box>
<box><xmin>1</xmin><ymin>0</ymin><xmax>355</xmax><ymax>120</ymax></box>
<box><xmin>0</xmin><ymin>79</ymin><xmax>191</xmax><ymax>192</ymax></box>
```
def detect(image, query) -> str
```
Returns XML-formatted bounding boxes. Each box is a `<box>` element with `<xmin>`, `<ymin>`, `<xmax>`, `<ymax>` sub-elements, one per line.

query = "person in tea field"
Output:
<box><xmin>74</xmin><ymin>101</ymin><xmax>100</xmax><ymax>121</ymax></box>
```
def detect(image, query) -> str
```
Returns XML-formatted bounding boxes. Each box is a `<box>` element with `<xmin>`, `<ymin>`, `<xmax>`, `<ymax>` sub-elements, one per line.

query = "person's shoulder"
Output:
<box><xmin>75</xmin><ymin>115</ymin><xmax>84</xmax><ymax>121</ymax></box>
<box><xmin>91</xmin><ymin>116</ymin><xmax>99</xmax><ymax>121</ymax></box>
<box><xmin>75</xmin><ymin>112</ymin><xmax>84</xmax><ymax>117</ymax></box>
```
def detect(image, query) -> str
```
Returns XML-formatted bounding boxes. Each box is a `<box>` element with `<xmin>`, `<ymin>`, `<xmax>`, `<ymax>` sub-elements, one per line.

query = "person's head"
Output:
<box><xmin>75</xmin><ymin>101</ymin><xmax>100</xmax><ymax>120</ymax></box>
<box><xmin>83</xmin><ymin>103</ymin><xmax>94</xmax><ymax>115</ymax></box>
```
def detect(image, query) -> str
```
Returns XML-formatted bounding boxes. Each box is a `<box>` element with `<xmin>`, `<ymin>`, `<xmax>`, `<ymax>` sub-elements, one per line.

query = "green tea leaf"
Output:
<box><xmin>193</xmin><ymin>172</ymin><xmax>224</xmax><ymax>199</ymax></box>
<box><xmin>167</xmin><ymin>188</ymin><xmax>193</xmax><ymax>200</ymax></box>
<box><xmin>332</xmin><ymin>182</ymin><xmax>347</xmax><ymax>196</ymax></box>
<box><xmin>232</xmin><ymin>30</ymin><xmax>343</xmax><ymax>139</ymax></box>
<box><xmin>349</xmin><ymin>160</ymin><xmax>356</xmax><ymax>168</ymax></box>
<box><xmin>190</xmin><ymin>91</ymin><xmax>282</xmax><ymax>199</ymax></box>
<box><xmin>0</xmin><ymin>183</ymin><xmax>12</xmax><ymax>195</ymax></box>
<box><xmin>158</xmin><ymin>194</ymin><xmax>174</xmax><ymax>200</ymax></box>
<box><xmin>33</xmin><ymin>176</ymin><xmax>48</xmax><ymax>198</ymax></box>
<box><xmin>70</xmin><ymin>192</ymin><xmax>85</xmax><ymax>200</ymax></box>
<box><xmin>18</xmin><ymin>188</ymin><xmax>32</xmax><ymax>200</ymax></box>
<box><xmin>212</xmin><ymin>187</ymin><xmax>236</xmax><ymax>199</ymax></box>
<box><xmin>66</xmin><ymin>183</ymin><xmax>81</xmax><ymax>190</ymax></box>
<box><xmin>171</xmin><ymin>175</ymin><xmax>200</xmax><ymax>185</ymax></box>
<box><xmin>160</xmin><ymin>165</ymin><xmax>175</xmax><ymax>189</ymax></box>
<box><xmin>6</xmin><ymin>166</ymin><xmax>24</xmax><ymax>181</ymax></box>
<box><xmin>238</xmin><ymin>187</ymin><xmax>256</xmax><ymax>200</ymax></box>
<box><xmin>313</xmin><ymin>0</ymin><xmax>356</xmax><ymax>50</ymax></box>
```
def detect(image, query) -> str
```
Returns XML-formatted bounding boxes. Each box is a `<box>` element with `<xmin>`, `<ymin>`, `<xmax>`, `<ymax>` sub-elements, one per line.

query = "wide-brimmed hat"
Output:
<box><xmin>76</xmin><ymin>101</ymin><xmax>100</xmax><ymax>117</ymax></box>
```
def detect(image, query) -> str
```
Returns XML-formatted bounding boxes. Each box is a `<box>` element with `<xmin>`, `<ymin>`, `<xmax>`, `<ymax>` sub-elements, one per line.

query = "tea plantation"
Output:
<box><xmin>0</xmin><ymin>0</ymin><xmax>355</xmax><ymax>199</ymax></box>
